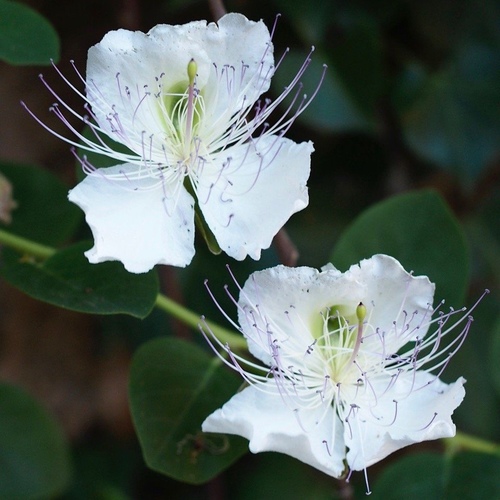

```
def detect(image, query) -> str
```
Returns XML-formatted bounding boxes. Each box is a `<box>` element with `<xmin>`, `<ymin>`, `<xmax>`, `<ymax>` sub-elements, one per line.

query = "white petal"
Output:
<box><xmin>202</xmin><ymin>384</ymin><xmax>346</xmax><ymax>478</ymax></box>
<box><xmin>235</xmin><ymin>255</ymin><xmax>434</xmax><ymax>366</ymax></box>
<box><xmin>86</xmin><ymin>14</ymin><xmax>273</xmax><ymax>162</ymax></box>
<box><xmin>199</xmin><ymin>13</ymin><xmax>274</xmax><ymax>119</ymax></box>
<box><xmin>68</xmin><ymin>163</ymin><xmax>195</xmax><ymax>273</ymax></box>
<box><xmin>349</xmin><ymin>255</ymin><xmax>436</xmax><ymax>353</ymax></box>
<box><xmin>197</xmin><ymin>136</ymin><xmax>313</xmax><ymax>262</ymax></box>
<box><xmin>237</xmin><ymin>264</ymin><xmax>342</xmax><ymax>365</ymax></box>
<box><xmin>86</xmin><ymin>22</ymin><xmax>212</xmax><ymax>159</ymax></box>
<box><xmin>343</xmin><ymin>371</ymin><xmax>465</xmax><ymax>470</ymax></box>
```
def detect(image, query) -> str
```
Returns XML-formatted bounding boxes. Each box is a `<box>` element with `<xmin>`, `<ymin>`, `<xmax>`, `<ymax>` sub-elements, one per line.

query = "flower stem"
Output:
<box><xmin>0</xmin><ymin>228</ymin><xmax>55</xmax><ymax>259</ymax></box>
<box><xmin>444</xmin><ymin>431</ymin><xmax>500</xmax><ymax>456</ymax></box>
<box><xmin>155</xmin><ymin>293</ymin><xmax>247</xmax><ymax>350</ymax></box>
<box><xmin>208</xmin><ymin>0</ymin><xmax>227</xmax><ymax>21</ymax></box>
<box><xmin>0</xmin><ymin>227</ymin><xmax>246</xmax><ymax>349</ymax></box>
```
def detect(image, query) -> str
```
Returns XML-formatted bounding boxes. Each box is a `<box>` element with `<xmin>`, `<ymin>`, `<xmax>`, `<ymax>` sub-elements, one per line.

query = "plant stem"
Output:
<box><xmin>208</xmin><ymin>0</ymin><xmax>226</xmax><ymax>21</ymax></box>
<box><xmin>0</xmin><ymin>227</ymin><xmax>246</xmax><ymax>349</ymax></box>
<box><xmin>0</xmin><ymin>228</ymin><xmax>55</xmax><ymax>259</ymax></box>
<box><xmin>155</xmin><ymin>293</ymin><xmax>247</xmax><ymax>350</ymax></box>
<box><xmin>444</xmin><ymin>431</ymin><xmax>500</xmax><ymax>456</ymax></box>
<box><xmin>3</xmin><ymin>229</ymin><xmax>500</xmax><ymax>452</ymax></box>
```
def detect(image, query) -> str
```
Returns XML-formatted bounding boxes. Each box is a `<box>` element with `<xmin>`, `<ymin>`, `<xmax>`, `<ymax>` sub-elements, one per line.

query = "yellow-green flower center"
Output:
<box><xmin>157</xmin><ymin>60</ymin><xmax>205</xmax><ymax>162</ymax></box>
<box><xmin>314</xmin><ymin>303</ymin><xmax>366</xmax><ymax>384</ymax></box>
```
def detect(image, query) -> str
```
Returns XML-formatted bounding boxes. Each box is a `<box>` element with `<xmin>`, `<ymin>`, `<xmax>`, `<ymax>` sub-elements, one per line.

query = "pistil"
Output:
<box><xmin>345</xmin><ymin>302</ymin><xmax>366</xmax><ymax>369</ymax></box>
<box><xmin>185</xmin><ymin>58</ymin><xmax>197</xmax><ymax>153</ymax></box>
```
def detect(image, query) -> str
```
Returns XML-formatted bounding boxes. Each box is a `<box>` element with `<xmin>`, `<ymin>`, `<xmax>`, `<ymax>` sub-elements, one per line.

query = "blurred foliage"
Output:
<box><xmin>0</xmin><ymin>0</ymin><xmax>498</xmax><ymax>498</ymax></box>
<box><xmin>331</xmin><ymin>189</ymin><xmax>469</xmax><ymax>307</ymax></box>
<box><xmin>372</xmin><ymin>451</ymin><xmax>500</xmax><ymax>499</ymax></box>
<box><xmin>0</xmin><ymin>0</ymin><xmax>60</xmax><ymax>65</ymax></box>
<box><xmin>0</xmin><ymin>383</ymin><xmax>72</xmax><ymax>499</ymax></box>
<box><xmin>0</xmin><ymin>162</ymin><xmax>81</xmax><ymax>246</ymax></box>
<box><xmin>397</xmin><ymin>43</ymin><xmax>500</xmax><ymax>183</ymax></box>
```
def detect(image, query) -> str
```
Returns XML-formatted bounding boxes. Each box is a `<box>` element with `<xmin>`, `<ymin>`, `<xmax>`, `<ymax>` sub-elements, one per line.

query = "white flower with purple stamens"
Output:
<box><xmin>25</xmin><ymin>13</ymin><xmax>320</xmax><ymax>273</ymax></box>
<box><xmin>202</xmin><ymin>255</ymin><xmax>480</xmax><ymax>489</ymax></box>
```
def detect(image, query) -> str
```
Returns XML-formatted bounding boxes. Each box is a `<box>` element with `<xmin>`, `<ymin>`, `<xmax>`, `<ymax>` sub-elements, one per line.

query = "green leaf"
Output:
<box><xmin>0</xmin><ymin>242</ymin><xmax>159</xmax><ymax>318</ymax></box>
<box><xmin>0</xmin><ymin>383</ymin><xmax>72</xmax><ymax>499</ymax></box>
<box><xmin>0</xmin><ymin>162</ymin><xmax>81</xmax><ymax>246</ymax></box>
<box><xmin>399</xmin><ymin>43</ymin><xmax>500</xmax><ymax>184</ymax></box>
<box><xmin>371</xmin><ymin>452</ymin><xmax>445</xmax><ymax>499</ymax></box>
<box><xmin>331</xmin><ymin>190</ymin><xmax>469</xmax><ymax>307</ymax></box>
<box><xmin>0</xmin><ymin>0</ymin><xmax>60</xmax><ymax>65</ymax></box>
<box><xmin>129</xmin><ymin>337</ymin><xmax>248</xmax><ymax>484</ymax></box>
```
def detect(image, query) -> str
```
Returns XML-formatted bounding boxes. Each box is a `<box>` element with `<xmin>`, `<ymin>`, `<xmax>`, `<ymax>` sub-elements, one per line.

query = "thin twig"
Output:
<box><xmin>273</xmin><ymin>228</ymin><xmax>299</xmax><ymax>267</ymax></box>
<box><xmin>208</xmin><ymin>0</ymin><xmax>227</xmax><ymax>22</ymax></box>
<box><xmin>337</xmin><ymin>477</ymin><xmax>354</xmax><ymax>500</ymax></box>
<box><xmin>118</xmin><ymin>0</ymin><xmax>141</xmax><ymax>30</ymax></box>
<box><xmin>159</xmin><ymin>266</ymin><xmax>191</xmax><ymax>341</ymax></box>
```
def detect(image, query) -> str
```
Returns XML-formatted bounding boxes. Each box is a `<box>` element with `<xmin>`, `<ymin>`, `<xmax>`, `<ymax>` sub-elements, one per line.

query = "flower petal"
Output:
<box><xmin>343</xmin><ymin>372</ymin><xmax>465</xmax><ymax>470</ymax></box>
<box><xmin>237</xmin><ymin>264</ymin><xmax>341</xmax><ymax>365</ymax></box>
<box><xmin>198</xmin><ymin>13</ymin><xmax>274</xmax><ymax>121</ymax></box>
<box><xmin>86</xmin><ymin>22</ymin><xmax>212</xmax><ymax>159</ymax></box>
<box><xmin>86</xmin><ymin>14</ymin><xmax>273</xmax><ymax>162</ymax></box>
<box><xmin>197</xmin><ymin>136</ymin><xmax>313</xmax><ymax>262</ymax></box>
<box><xmin>68</xmin><ymin>163</ymin><xmax>195</xmax><ymax>273</ymax></box>
<box><xmin>235</xmin><ymin>255</ymin><xmax>434</xmax><ymax>366</ymax></box>
<box><xmin>202</xmin><ymin>384</ymin><xmax>346</xmax><ymax>478</ymax></box>
<box><xmin>349</xmin><ymin>255</ymin><xmax>436</xmax><ymax>352</ymax></box>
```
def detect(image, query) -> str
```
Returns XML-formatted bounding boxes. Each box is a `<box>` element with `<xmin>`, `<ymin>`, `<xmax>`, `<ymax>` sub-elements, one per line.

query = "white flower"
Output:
<box><xmin>28</xmin><ymin>13</ymin><xmax>319</xmax><ymax>273</ymax></box>
<box><xmin>202</xmin><ymin>255</ymin><xmax>476</xmax><ymax>485</ymax></box>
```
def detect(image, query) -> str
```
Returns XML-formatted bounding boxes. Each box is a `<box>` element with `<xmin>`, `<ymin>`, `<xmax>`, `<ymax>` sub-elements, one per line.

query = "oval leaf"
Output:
<box><xmin>0</xmin><ymin>242</ymin><xmax>159</xmax><ymax>318</ymax></box>
<box><xmin>0</xmin><ymin>0</ymin><xmax>60</xmax><ymax>65</ymax></box>
<box><xmin>129</xmin><ymin>337</ymin><xmax>247</xmax><ymax>484</ymax></box>
<box><xmin>0</xmin><ymin>383</ymin><xmax>72</xmax><ymax>499</ymax></box>
<box><xmin>331</xmin><ymin>190</ymin><xmax>469</xmax><ymax>307</ymax></box>
<box><xmin>400</xmin><ymin>43</ymin><xmax>500</xmax><ymax>183</ymax></box>
<box><xmin>0</xmin><ymin>162</ymin><xmax>81</xmax><ymax>246</ymax></box>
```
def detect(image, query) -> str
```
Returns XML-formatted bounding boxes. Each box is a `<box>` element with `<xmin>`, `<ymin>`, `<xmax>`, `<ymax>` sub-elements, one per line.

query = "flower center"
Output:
<box><xmin>157</xmin><ymin>59</ymin><xmax>204</xmax><ymax>163</ymax></box>
<box><xmin>318</xmin><ymin>302</ymin><xmax>366</xmax><ymax>384</ymax></box>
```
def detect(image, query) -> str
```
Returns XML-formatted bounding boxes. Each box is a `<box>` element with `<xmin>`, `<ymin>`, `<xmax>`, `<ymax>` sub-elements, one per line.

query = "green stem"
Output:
<box><xmin>0</xmin><ymin>228</ymin><xmax>55</xmax><ymax>259</ymax></box>
<box><xmin>444</xmin><ymin>431</ymin><xmax>500</xmax><ymax>456</ymax></box>
<box><xmin>155</xmin><ymin>293</ymin><xmax>247</xmax><ymax>350</ymax></box>
<box><xmin>0</xmin><ymin>227</ymin><xmax>246</xmax><ymax>350</ymax></box>
<box><xmin>3</xmin><ymin>230</ymin><xmax>500</xmax><ymax>452</ymax></box>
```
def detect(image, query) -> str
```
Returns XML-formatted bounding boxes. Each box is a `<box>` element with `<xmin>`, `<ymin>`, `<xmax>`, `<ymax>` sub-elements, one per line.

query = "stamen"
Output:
<box><xmin>322</xmin><ymin>439</ymin><xmax>331</xmax><ymax>456</ymax></box>
<box><xmin>417</xmin><ymin>412</ymin><xmax>438</xmax><ymax>431</ymax></box>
